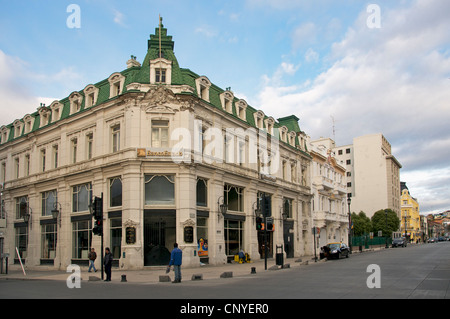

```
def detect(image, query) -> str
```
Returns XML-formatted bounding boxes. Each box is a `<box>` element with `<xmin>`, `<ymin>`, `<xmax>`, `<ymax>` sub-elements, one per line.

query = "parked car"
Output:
<box><xmin>428</xmin><ymin>237</ymin><xmax>436</xmax><ymax>243</ymax></box>
<box><xmin>392</xmin><ymin>237</ymin><xmax>407</xmax><ymax>248</ymax></box>
<box><xmin>324</xmin><ymin>243</ymin><xmax>350</xmax><ymax>259</ymax></box>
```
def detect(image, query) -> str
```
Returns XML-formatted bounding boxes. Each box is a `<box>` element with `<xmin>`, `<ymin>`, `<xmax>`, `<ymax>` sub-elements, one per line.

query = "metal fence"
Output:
<box><xmin>351</xmin><ymin>235</ymin><xmax>392</xmax><ymax>250</ymax></box>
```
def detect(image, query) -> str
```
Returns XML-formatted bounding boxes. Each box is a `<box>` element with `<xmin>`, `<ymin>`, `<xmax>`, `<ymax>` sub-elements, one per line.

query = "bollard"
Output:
<box><xmin>251</xmin><ymin>267</ymin><xmax>256</xmax><ymax>274</ymax></box>
<box><xmin>121</xmin><ymin>274</ymin><xmax>127</xmax><ymax>282</ymax></box>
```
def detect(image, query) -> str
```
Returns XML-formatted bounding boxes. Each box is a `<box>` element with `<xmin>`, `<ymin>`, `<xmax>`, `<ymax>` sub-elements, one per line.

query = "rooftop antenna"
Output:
<box><xmin>158</xmin><ymin>15</ymin><xmax>163</xmax><ymax>83</ymax></box>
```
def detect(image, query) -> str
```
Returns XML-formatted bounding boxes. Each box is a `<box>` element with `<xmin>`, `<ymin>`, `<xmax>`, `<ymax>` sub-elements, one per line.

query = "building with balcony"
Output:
<box><xmin>309</xmin><ymin>138</ymin><xmax>348</xmax><ymax>248</ymax></box>
<box><xmin>0</xmin><ymin>22</ymin><xmax>313</xmax><ymax>270</ymax></box>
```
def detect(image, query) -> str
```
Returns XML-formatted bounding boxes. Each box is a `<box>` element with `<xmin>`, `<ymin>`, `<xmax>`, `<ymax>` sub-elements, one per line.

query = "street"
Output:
<box><xmin>1</xmin><ymin>242</ymin><xmax>449</xmax><ymax>301</ymax></box>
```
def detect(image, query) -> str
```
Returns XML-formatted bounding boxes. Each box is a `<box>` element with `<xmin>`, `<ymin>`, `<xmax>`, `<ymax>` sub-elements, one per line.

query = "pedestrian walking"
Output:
<box><xmin>88</xmin><ymin>248</ymin><xmax>97</xmax><ymax>272</ymax></box>
<box><xmin>104</xmin><ymin>247</ymin><xmax>113</xmax><ymax>281</ymax></box>
<box><xmin>168</xmin><ymin>243</ymin><xmax>182</xmax><ymax>283</ymax></box>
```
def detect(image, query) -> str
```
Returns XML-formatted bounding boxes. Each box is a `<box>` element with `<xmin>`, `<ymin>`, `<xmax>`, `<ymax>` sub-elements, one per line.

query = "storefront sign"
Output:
<box><xmin>184</xmin><ymin>226</ymin><xmax>194</xmax><ymax>243</ymax></box>
<box><xmin>126</xmin><ymin>226</ymin><xmax>136</xmax><ymax>244</ymax></box>
<box><xmin>137</xmin><ymin>148</ymin><xmax>183</xmax><ymax>158</ymax></box>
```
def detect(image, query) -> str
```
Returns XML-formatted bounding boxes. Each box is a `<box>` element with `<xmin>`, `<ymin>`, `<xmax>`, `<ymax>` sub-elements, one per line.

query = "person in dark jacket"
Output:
<box><xmin>168</xmin><ymin>243</ymin><xmax>182</xmax><ymax>283</ymax></box>
<box><xmin>104</xmin><ymin>247</ymin><xmax>113</xmax><ymax>281</ymax></box>
<box><xmin>88</xmin><ymin>248</ymin><xmax>97</xmax><ymax>272</ymax></box>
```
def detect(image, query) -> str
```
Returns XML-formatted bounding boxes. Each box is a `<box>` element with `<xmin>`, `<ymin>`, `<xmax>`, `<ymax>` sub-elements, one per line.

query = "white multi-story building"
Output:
<box><xmin>334</xmin><ymin>133</ymin><xmax>402</xmax><ymax>219</ymax></box>
<box><xmin>309</xmin><ymin>138</ymin><xmax>348</xmax><ymax>248</ymax></box>
<box><xmin>0</xmin><ymin>23</ymin><xmax>314</xmax><ymax>270</ymax></box>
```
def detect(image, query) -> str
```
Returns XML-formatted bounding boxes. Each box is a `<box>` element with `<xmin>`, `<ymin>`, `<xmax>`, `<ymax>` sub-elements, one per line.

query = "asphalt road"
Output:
<box><xmin>1</xmin><ymin>242</ymin><xmax>449</xmax><ymax>301</ymax></box>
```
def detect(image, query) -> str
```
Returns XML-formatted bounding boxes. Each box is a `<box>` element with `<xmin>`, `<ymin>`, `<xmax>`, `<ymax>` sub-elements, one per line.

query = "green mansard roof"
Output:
<box><xmin>1</xmin><ymin>22</ymin><xmax>306</xmax><ymax>152</ymax></box>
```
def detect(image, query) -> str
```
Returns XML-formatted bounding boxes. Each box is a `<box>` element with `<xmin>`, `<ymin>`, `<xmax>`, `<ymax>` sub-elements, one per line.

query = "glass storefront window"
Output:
<box><xmin>224</xmin><ymin>185</ymin><xmax>244</xmax><ymax>212</ymax></box>
<box><xmin>224</xmin><ymin>219</ymin><xmax>244</xmax><ymax>256</ymax></box>
<box><xmin>110</xmin><ymin>177</ymin><xmax>122</xmax><ymax>207</ymax></box>
<box><xmin>144</xmin><ymin>175</ymin><xmax>175</xmax><ymax>205</ymax></box>
<box><xmin>41</xmin><ymin>224</ymin><xmax>57</xmax><ymax>259</ymax></box>
<box><xmin>42</xmin><ymin>190</ymin><xmax>57</xmax><ymax>217</ymax></box>
<box><xmin>72</xmin><ymin>183</ymin><xmax>92</xmax><ymax>212</ymax></box>
<box><xmin>197</xmin><ymin>217</ymin><xmax>208</xmax><ymax>258</ymax></box>
<box><xmin>110</xmin><ymin>217</ymin><xmax>122</xmax><ymax>259</ymax></box>
<box><xmin>196</xmin><ymin>178</ymin><xmax>207</xmax><ymax>207</ymax></box>
<box><xmin>15</xmin><ymin>226</ymin><xmax>28</xmax><ymax>259</ymax></box>
<box><xmin>72</xmin><ymin>220</ymin><xmax>91</xmax><ymax>259</ymax></box>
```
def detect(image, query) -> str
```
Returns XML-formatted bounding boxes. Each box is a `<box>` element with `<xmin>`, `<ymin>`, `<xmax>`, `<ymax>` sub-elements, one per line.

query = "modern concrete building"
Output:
<box><xmin>0</xmin><ymin>22</ymin><xmax>314</xmax><ymax>270</ymax></box>
<box><xmin>309</xmin><ymin>138</ymin><xmax>348</xmax><ymax>248</ymax></box>
<box><xmin>335</xmin><ymin>133</ymin><xmax>402</xmax><ymax>219</ymax></box>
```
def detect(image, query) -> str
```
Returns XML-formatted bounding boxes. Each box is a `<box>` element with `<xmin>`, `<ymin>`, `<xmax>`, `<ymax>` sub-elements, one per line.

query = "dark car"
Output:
<box><xmin>392</xmin><ymin>237</ymin><xmax>407</xmax><ymax>247</ymax></box>
<box><xmin>325</xmin><ymin>243</ymin><xmax>350</xmax><ymax>259</ymax></box>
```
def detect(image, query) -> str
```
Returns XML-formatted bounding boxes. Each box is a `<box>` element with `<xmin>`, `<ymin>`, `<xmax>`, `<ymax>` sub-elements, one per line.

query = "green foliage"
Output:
<box><xmin>351</xmin><ymin>211</ymin><xmax>372</xmax><ymax>236</ymax></box>
<box><xmin>371</xmin><ymin>209</ymin><xmax>400</xmax><ymax>237</ymax></box>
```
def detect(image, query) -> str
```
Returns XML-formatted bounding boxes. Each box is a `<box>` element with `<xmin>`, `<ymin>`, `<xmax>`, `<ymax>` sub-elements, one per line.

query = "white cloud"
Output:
<box><xmin>0</xmin><ymin>50</ymin><xmax>83</xmax><ymax>126</ymax></box>
<box><xmin>255</xmin><ymin>0</ymin><xmax>450</xmax><ymax>213</ymax></box>
<box><xmin>113</xmin><ymin>9</ymin><xmax>127</xmax><ymax>27</ymax></box>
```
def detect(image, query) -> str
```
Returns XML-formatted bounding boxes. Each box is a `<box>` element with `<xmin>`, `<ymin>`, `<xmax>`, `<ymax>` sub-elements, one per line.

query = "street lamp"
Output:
<box><xmin>217</xmin><ymin>196</ymin><xmax>227</xmax><ymax>221</ymax></box>
<box><xmin>384</xmin><ymin>209</ymin><xmax>389</xmax><ymax>249</ymax></box>
<box><xmin>51</xmin><ymin>202</ymin><xmax>62</xmax><ymax>228</ymax></box>
<box><xmin>252</xmin><ymin>202</ymin><xmax>261</xmax><ymax>225</ymax></box>
<box><xmin>347</xmin><ymin>196</ymin><xmax>352</xmax><ymax>253</ymax></box>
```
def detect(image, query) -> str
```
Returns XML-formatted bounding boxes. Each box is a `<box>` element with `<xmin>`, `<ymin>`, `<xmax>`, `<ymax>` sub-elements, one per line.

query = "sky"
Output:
<box><xmin>0</xmin><ymin>0</ymin><xmax>449</xmax><ymax>215</ymax></box>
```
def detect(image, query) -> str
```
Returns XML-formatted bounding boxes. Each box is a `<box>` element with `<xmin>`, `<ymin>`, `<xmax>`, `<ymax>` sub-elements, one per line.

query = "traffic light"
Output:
<box><xmin>92</xmin><ymin>196</ymin><xmax>103</xmax><ymax>236</ymax></box>
<box><xmin>266</xmin><ymin>217</ymin><xmax>274</xmax><ymax>231</ymax></box>
<box><xmin>261</xmin><ymin>195</ymin><xmax>271</xmax><ymax>217</ymax></box>
<box><xmin>256</xmin><ymin>216</ymin><xmax>263</xmax><ymax>231</ymax></box>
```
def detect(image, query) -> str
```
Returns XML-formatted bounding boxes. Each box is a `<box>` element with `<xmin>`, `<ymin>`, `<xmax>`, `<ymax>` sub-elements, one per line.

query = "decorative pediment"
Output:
<box><xmin>142</xmin><ymin>86</ymin><xmax>194</xmax><ymax>113</ymax></box>
<box><xmin>123</xmin><ymin>219</ymin><xmax>140</xmax><ymax>228</ymax></box>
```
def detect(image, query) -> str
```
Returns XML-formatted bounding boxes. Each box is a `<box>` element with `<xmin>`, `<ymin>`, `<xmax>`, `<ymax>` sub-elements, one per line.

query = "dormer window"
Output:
<box><xmin>13</xmin><ymin>120</ymin><xmax>23</xmax><ymax>138</ymax></box>
<box><xmin>23</xmin><ymin>115</ymin><xmax>34</xmax><ymax>134</ymax></box>
<box><xmin>288</xmin><ymin>131</ymin><xmax>296</xmax><ymax>146</ymax></box>
<box><xmin>195</xmin><ymin>76</ymin><xmax>211</xmax><ymax>102</ymax></box>
<box><xmin>265</xmin><ymin>117</ymin><xmax>274</xmax><ymax>135</ymax></box>
<box><xmin>150</xmin><ymin>58</ymin><xmax>172</xmax><ymax>85</ymax></box>
<box><xmin>235</xmin><ymin>100</ymin><xmax>247</xmax><ymax>121</ymax></box>
<box><xmin>0</xmin><ymin>126</ymin><xmax>9</xmax><ymax>144</ymax></box>
<box><xmin>83</xmin><ymin>84</ymin><xmax>99</xmax><ymax>108</ymax></box>
<box><xmin>38</xmin><ymin>105</ymin><xmax>50</xmax><ymax>128</ymax></box>
<box><xmin>254</xmin><ymin>111</ymin><xmax>265</xmax><ymax>130</ymax></box>
<box><xmin>108</xmin><ymin>73</ymin><xmax>126</xmax><ymax>98</ymax></box>
<box><xmin>279</xmin><ymin>126</ymin><xmax>288</xmax><ymax>142</ymax></box>
<box><xmin>50</xmin><ymin>101</ymin><xmax>63</xmax><ymax>123</ymax></box>
<box><xmin>155</xmin><ymin>69</ymin><xmax>166</xmax><ymax>83</ymax></box>
<box><xmin>220</xmin><ymin>90</ymin><xmax>234</xmax><ymax>113</ymax></box>
<box><xmin>69</xmin><ymin>92</ymin><xmax>83</xmax><ymax>115</ymax></box>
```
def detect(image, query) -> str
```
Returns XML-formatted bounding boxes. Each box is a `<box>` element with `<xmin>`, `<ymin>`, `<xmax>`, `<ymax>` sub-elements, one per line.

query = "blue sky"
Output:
<box><xmin>1</xmin><ymin>0</ymin><xmax>450</xmax><ymax>214</ymax></box>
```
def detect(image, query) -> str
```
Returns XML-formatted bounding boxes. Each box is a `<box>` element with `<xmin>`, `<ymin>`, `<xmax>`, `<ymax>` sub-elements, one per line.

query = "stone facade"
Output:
<box><xmin>0</xmin><ymin>23</ymin><xmax>314</xmax><ymax>270</ymax></box>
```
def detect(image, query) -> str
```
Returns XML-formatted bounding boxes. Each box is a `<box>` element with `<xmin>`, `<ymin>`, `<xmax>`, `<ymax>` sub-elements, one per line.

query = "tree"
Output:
<box><xmin>371</xmin><ymin>209</ymin><xmax>400</xmax><ymax>237</ymax></box>
<box><xmin>351</xmin><ymin>211</ymin><xmax>372</xmax><ymax>236</ymax></box>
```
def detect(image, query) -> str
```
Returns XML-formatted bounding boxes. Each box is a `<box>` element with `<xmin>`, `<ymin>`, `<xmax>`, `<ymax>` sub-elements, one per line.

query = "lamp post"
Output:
<box><xmin>217</xmin><ymin>196</ymin><xmax>228</xmax><ymax>222</ymax></box>
<box><xmin>347</xmin><ymin>196</ymin><xmax>352</xmax><ymax>253</ymax></box>
<box><xmin>51</xmin><ymin>202</ymin><xmax>62</xmax><ymax>228</ymax></box>
<box><xmin>384</xmin><ymin>209</ymin><xmax>389</xmax><ymax>249</ymax></box>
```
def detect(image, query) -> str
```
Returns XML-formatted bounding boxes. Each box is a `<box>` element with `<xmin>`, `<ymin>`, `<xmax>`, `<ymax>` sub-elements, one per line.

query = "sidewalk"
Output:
<box><xmin>0</xmin><ymin>255</ymin><xmax>319</xmax><ymax>284</ymax></box>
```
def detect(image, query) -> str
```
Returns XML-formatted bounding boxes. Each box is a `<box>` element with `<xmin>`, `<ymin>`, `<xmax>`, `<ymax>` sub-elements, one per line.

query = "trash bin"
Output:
<box><xmin>276</xmin><ymin>245</ymin><xmax>283</xmax><ymax>266</ymax></box>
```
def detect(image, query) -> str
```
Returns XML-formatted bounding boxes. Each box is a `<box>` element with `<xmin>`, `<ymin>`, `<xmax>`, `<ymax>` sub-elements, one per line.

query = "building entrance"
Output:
<box><xmin>144</xmin><ymin>211</ymin><xmax>176</xmax><ymax>266</ymax></box>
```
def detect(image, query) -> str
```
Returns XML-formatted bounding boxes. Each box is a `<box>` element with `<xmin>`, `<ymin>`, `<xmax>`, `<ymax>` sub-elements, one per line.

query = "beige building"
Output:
<box><xmin>0</xmin><ymin>23</ymin><xmax>313</xmax><ymax>270</ymax></box>
<box><xmin>334</xmin><ymin>133</ymin><xmax>402</xmax><ymax>219</ymax></box>
<box><xmin>309</xmin><ymin>138</ymin><xmax>348</xmax><ymax>248</ymax></box>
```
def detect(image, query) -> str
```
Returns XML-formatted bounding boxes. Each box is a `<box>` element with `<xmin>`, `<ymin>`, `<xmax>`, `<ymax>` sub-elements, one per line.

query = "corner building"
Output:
<box><xmin>0</xmin><ymin>24</ymin><xmax>313</xmax><ymax>270</ymax></box>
